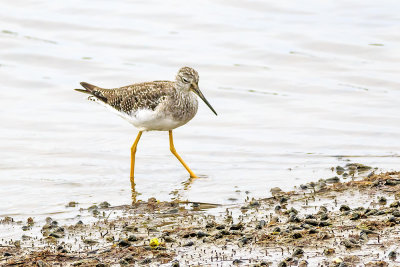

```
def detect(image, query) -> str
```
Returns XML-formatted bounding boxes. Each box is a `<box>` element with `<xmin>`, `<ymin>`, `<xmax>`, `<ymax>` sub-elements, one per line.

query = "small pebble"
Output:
<box><xmin>249</xmin><ymin>200</ymin><xmax>260</xmax><ymax>207</ymax></box>
<box><xmin>292</xmin><ymin>247</ymin><xmax>304</xmax><ymax>257</ymax></box>
<box><xmin>230</xmin><ymin>223</ymin><xmax>243</xmax><ymax>230</ymax></box>
<box><xmin>350</xmin><ymin>212</ymin><xmax>360</xmax><ymax>220</ymax></box>
<box><xmin>83</xmin><ymin>239</ymin><xmax>98</xmax><ymax>245</ymax></box>
<box><xmin>298</xmin><ymin>260</ymin><xmax>308</xmax><ymax>267</ymax></box>
<box><xmin>385</xmin><ymin>179</ymin><xmax>400</xmax><ymax>186</ymax></box>
<box><xmin>279</xmin><ymin>197</ymin><xmax>288</xmax><ymax>203</ymax></box>
<box><xmin>88</xmin><ymin>205</ymin><xmax>98</xmax><ymax>210</ymax></box>
<box><xmin>166</xmin><ymin>208</ymin><xmax>179</xmax><ymax>214</ymax></box>
<box><xmin>392</xmin><ymin>210</ymin><xmax>400</xmax><ymax>217</ymax></box>
<box><xmin>339</xmin><ymin>205</ymin><xmax>350</xmax><ymax>212</ymax></box>
<box><xmin>205</xmin><ymin>221</ymin><xmax>216</xmax><ymax>228</ymax></box>
<box><xmin>197</xmin><ymin>231</ymin><xmax>209</xmax><ymax>238</ymax></box>
<box><xmin>304</xmin><ymin>219</ymin><xmax>319</xmax><ymax>226</ymax></box>
<box><xmin>324</xmin><ymin>248</ymin><xmax>335</xmax><ymax>255</ymax></box>
<box><xmin>140</xmin><ymin>258</ymin><xmax>151</xmax><ymax>264</ymax></box>
<box><xmin>127</xmin><ymin>235</ymin><xmax>137</xmax><ymax>242</ymax></box>
<box><xmin>99</xmin><ymin>201</ymin><xmax>111</xmax><ymax>208</ymax></box>
<box><xmin>239</xmin><ymin>236</ymin><xmax>250</xmax><ymax>245</ymax></box>
<box><xmin>300</xmin><ymin>184</ymin><xmax>308</xmax><ymax>189</ymax></box>
<box><xmin>272</xmin><ymin>227</ymin><xmax>281</xmax><ymax>233</ymax></box>
<box><xmin>308</xmin><ymin>228</ymin><xmax>318</xmax><ymax>234</ymax></box>
<box><xmin>319</xmin><ymin>221</ymin><xmax>331</xmax><ymax>227</ymax></box>
<box><xmin>288</xmin><ymin>207</ymin><xmax>299</xmax><ymax>214</ymax></box>
<box><xmin>343</xmin><ymin>238</ymin><xmax>358</xmax><ymax>248</ymax></box>
<box><xmin>216</xmin><ymin>224</ymin><xmax>225</xmax><ymax>230</ymax></box>
<box><xmin>365</xmin><ymin>209</ymin><xmax>378</xmax><ymax>216</ymax></box>
<box><xmin>359</xmin><ymin>231</ymin><xmax>368</xmax><ymax>242</ymax></box>
<box><xmin>378</xmin><ymin>196</ymin><xmax>387</xmax><ymax>205</ymax></box>
<box><xmin>292</xmin><ymin>232</ymin><xmax>302</xmax><ymax>239</ymax></box>
<box><xmin>388</xmin><ymin>251</ymin><xmax>396</xmax><ymax>261</ymax></box>
<box><xmin>319</xmin><ymin>213</ymin><xmax>329</xmax><ymax>220</ymax></box>
<box><xmin>318</xmin><ymin>206</ymin><xmax>328</xmax><ymax>213</ymax></box>
<box><xmin>270</xmin><ymin>216</ymin><xmax>279</xmax><ymax>223</ymax></box>
<box><xmin>270</xmin><ymin>187</ymin><xmax>282</xmax><ymax>195</ymax></box>
<box><xmin>67</xmin><ymin>201</ymin><xmax>78</xmax><ymax>207</ymax></box>
<box><xmin>325</xmin><ymin>176</ymin><xmax>340</xmax><ymax>183</ymax></box>
<box><xmin>288</xmin><ymin>214</ymin><xmax>300</xmax><ymax>223</ymax></box>
<box><xmin>233</xmin><ymin>259</ymin><xmax>243</xmax><ymax>264</ymax></box>
<box><xmin>36</xmin><ymin>260</ymin><xmax>49</xmax><ymax>267</ymax></box>
<box><xmin>256</xmin><ymin>220</ymin><xmax>266</xmax><ymax>229</ymax></box>
<box><xmin>163</xmin><ymin>236</ymin><xmax>174</xmax><ymax>242</ymax></box>
<box><xmin>183</xmin><ymin>241</ymin><xmax>194</xmax><ymax>247</ymax></box>
<box><xmin>49</xmin><ymin>233</ymin><xmax>62</xmax><ymax>238</ymax></box>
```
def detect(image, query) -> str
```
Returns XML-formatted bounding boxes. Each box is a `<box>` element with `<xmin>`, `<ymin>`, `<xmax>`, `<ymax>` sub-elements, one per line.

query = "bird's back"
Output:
<box><xmin>77</xmin><ymin>81</ymin><xmax>174</xmax><ymax>114</ymax></box>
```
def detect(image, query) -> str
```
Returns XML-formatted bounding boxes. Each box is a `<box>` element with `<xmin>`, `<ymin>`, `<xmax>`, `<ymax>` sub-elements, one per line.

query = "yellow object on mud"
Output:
<box><xmin>150</xmin><ymin>238</ymin><xmax>160</xmax><ymax>248</ymax></box>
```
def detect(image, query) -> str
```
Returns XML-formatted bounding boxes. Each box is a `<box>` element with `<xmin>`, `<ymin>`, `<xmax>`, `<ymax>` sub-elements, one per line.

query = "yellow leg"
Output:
<box><xmin>169</xmin><ymin>130</ymin><xmax>198</xmax><ymax>178</ymax></box>
<box><xmin>130</xmin><ymin>131</ymin><xmax>143</xmax><ymax>184</ymax></box>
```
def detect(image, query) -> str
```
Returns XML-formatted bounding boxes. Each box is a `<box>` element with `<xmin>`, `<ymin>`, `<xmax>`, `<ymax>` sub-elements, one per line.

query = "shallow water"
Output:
<box><xmin>1</xmin><ymin>0</ymin><xmax>400</xmax><ymax>231</ymax></box>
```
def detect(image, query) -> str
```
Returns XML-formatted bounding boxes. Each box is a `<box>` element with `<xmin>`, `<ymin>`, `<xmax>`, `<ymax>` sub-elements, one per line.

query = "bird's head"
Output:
<box><xmin>176</xmin><ymin>67</ymin><xmax>217</xmax><ymax>116</ymax></box>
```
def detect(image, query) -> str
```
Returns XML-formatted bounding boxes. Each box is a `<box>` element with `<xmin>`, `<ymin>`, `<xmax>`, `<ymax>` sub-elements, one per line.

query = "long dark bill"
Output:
<box><xmin>192</xmin><ymin>86</ymin><xmax>218</xmax><ymax>116</ymax></box>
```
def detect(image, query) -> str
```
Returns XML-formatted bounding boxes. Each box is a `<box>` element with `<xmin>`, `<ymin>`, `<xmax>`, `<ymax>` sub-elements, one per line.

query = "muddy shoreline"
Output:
<box><xmin>2</xmin><ymin>164</ymin><xmax>400</xmax><ymax>266</ymax></box>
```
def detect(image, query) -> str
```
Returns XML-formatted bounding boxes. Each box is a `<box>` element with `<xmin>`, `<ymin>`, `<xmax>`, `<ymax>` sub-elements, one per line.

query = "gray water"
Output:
<box><xmin>1</xmin><ymin>0</ymin><xmax>400</xmax><ymax>234</ymax></box>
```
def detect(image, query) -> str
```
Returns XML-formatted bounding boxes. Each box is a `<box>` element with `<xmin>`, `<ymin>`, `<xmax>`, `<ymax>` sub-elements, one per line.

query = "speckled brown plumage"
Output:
<box><xmin>75</xmin><ymin>67</ymin><xmax>217</xmax><ymax>131</ymax></box>
<box><xmin>79</xmin><ymin>81</ymin><xmax>171</xmax><ymax>113</ymax></box>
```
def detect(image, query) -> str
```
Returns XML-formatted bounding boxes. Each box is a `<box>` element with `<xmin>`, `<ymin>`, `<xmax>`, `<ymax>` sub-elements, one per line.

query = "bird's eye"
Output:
<box><xmin>182</xmin><ymin>77</ymin><xmax>190</xmax><ymax>83</ymax></box>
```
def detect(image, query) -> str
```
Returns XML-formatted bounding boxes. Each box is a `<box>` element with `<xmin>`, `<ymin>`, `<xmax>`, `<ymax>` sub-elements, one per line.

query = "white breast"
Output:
<box><xmin>88</xmin><ymin>91</ymin><xmax>197</xmax><ymax>131</ymax></box>
<box><xmin>125</xmin><ymin>108</ymin><xmax>185</xmax><ymax>131</ymax></box>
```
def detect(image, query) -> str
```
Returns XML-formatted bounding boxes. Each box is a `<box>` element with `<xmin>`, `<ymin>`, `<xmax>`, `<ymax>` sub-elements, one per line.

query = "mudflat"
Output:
<box><xmin>2</xmin><ymin>164</ymin><xmax>400</xmax><ymax>266</ymax></box>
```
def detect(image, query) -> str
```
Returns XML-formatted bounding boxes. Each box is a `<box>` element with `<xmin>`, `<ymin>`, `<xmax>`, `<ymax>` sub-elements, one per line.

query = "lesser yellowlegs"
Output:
<box><xmin>75</xmin><ymin>67</ymin><xmax>217</xmax><ymax>185</ymax></box>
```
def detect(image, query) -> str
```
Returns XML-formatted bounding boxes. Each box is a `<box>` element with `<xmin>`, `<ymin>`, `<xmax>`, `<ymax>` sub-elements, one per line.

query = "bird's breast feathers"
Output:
<box><xmin>125</xmin><ymin>108</ymin><xmax>187</xmax><ymax>131</ymax></box>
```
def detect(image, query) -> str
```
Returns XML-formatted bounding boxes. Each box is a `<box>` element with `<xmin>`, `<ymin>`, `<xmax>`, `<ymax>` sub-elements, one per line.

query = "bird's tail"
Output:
<box><xmin>75</xmin><ymin>82</ymin><xmax>107</xmax><ymax>102</ymax></box>
<box><xmin>74</xmin><ymin>82</ymin><xmax>99</xmax><ymax>93</ymax></box>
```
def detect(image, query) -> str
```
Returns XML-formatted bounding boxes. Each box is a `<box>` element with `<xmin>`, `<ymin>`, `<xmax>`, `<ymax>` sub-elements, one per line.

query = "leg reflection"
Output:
<box><xmin>131</xmin><ymin>180</ymin><xmax>138</xmax><ymax>204</ymax></box>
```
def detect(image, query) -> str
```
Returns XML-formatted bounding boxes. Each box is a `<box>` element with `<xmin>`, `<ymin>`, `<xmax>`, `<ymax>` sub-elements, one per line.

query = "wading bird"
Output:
<box><xmin>75</xmin><ymin>67</ymin><xmax>217</xmax><ymax>187</ymax></box>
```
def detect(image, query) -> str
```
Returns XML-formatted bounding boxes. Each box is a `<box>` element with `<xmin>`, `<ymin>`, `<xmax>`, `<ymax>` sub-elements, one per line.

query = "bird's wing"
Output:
<box><xmin>76</xmin><ymin>81</ymin><xmax>172</xmax><ymax>113</ymax></box>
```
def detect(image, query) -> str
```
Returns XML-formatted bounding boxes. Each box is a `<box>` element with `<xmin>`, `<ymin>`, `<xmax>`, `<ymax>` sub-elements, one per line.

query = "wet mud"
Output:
<box><xmin>1</xmin><ymin>164</ymin><xmax>400</xmax><ymax>266</ymax></box>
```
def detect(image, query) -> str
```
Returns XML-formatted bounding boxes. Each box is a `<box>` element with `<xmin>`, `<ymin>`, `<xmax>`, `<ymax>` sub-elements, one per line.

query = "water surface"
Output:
<box><xmin>1</xmin><ymin>0</ymin><xmax>400</xmax><ymax>234</ymax></box>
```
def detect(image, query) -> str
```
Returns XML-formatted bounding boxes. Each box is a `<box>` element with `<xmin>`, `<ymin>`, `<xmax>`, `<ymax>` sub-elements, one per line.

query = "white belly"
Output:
<box><xmin>123</xmin><ymin>108</ymin><xmax>186</xmax><ymax>131</ymax></box>
<box><xmin>89</xmin><ymin>93</ymin><xmax>197</xmax><ymax>131</ymax></box>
